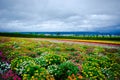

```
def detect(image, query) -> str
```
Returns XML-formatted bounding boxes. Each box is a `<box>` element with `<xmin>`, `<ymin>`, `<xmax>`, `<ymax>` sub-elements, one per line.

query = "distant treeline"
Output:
<box><xmin>0</xmin><ymin>32</ymin><xmax>120</xmax><ymax>41</ymax></box>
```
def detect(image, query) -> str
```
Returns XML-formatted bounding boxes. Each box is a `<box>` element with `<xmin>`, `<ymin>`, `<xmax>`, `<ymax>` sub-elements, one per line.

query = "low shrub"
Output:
<box><xmin>93</xmin><ymin>47</ymin><xmax>105</xmax><ymax>55</ymax></box>
<box><xmin>23</xmin><ymin>65</ymin><xmax>54</xmax><ymax>80</ymax></box>
<box><xmin>0</xmin><ymin>61</ymin><xmax>10</xmax><ymax>74</ymax></box>
<box><xmin>82</xmin><ymin>55</ymin><xmax>120</xmax><ymax>79</ymax></box>
<box><xmin>26</xmin><ymin>53</ymin><xmax>36</xmax><ymax>58</ymax></box>
<box><xmin>34</xmin><ymin>56</ymin><xmax>47</xmax><ymax>67</ymax></box>
<box><xmin>52</xmin><ymin>47</ymin><xmax>61</xmax><ymax>51</ymax></box>
<box><xmin>33</xmin><ymin>48</ymin><xmax>43</xmax><ymax>55</ymax></box>
<box><xmin>17</xmin><ymin>61</ymin><xmax>36</xmax><ymax>75</ymax></box>
<box><xmin>2</xmin><ymin>70</ymin><xmax>21</xmax><ymax>80</ymax></box>
<box><xmin>65</xmin><ymin>47</ymin><xmax>76</xmax><ymax>51</ymax></box>
<box><xmin>47</xmin><ymin>64</ymin><xmax>59</xmax><ymax>77</ymax></box>
<box><xmin>58</xmin><ymin>61</ymin><xmax>79</xmax><ymax>79</ymax></box>
<box><xmin>44</xmin><ymin>53</ymin><xmax>66</xmax><ymax>66</ymax></box>
<box><xmin>35</xmin><ymin>53</ymin><xmax>66</xmax><ymax>67</ymax></box>
<box><xmin>7</xmin><ymin>51</ymin><xmax>20</xmax><ymax>61</ymax></box>
<box><xmin>11</xmin><ymin>56</ymin><xmax>35</xmax><ymax>75</ymax></box>
<box><xmin>107</xmin><ymin>53</ymin><xmax>120</xmax><ymax>64</ymax></box>
<box><xmin>48</xmin><ymin>61</ymin><xmax>79</xmax><ymax>79</ymax></box>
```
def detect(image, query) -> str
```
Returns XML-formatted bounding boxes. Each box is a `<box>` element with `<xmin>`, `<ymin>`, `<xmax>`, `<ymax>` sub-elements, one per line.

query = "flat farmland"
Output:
<box><xmin>0</xmin><ymin>36</ymin><xmax>120</xmax><ymax>80</ymax></box>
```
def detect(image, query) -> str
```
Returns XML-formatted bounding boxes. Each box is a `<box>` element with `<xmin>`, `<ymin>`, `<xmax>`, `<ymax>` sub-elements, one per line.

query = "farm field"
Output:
<box><xmin>31</xmin><ymin>38</ymin><xmax>120</xmax><ymax>48</ymax></box>
<box><xmin>0</xmin><ymin>36</ymin><xmax>120</xmax><ymax>80</ymax></box>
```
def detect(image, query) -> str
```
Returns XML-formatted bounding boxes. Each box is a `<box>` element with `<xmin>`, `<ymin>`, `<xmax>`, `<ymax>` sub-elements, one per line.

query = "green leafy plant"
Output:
<box><xmin>34</xmin><ymin>56</ymin><xmax>47</xmax><ymax>67</ymax></box>
<box><xmin>82</xmin><ymin>55</ymin><xmax>120</xmax><ymax>80</ymax></box>
<box><xmin>12</xmin><ymin>41</ymin><xmax>20</xmax><ymax>49</ymax></box>
<box><xmin>47</xmin><ymin>64</ymin><xmax>59</xmax><ymax>77</ymax></box>
<box><xmin>33</xmin><ymin>48</ymin><xmax>43</xmax><ymax>55</ymax></box>
<box><xmin>0</xmin><ymin>61</ymin><xmax>10</xmax><ymax>74</ymax></box>
<box><xmin>55</xmin><ymin>61</ymin><xmax>79</xmax><ymax>79</ymax></box>
<box><xmin>16</xmin><ymin>60</ymin><xmax>36</xmax><ymax>75</ymax></box>
<box><xmin>35</xmin><ymin>53</ymin><xmax>66</xmax><ymax>67</ymax></box>
<box><xmin>0</xmin><ymin>36</ymin><xmax>120</xmax><ymax>80</ymax></box>
<box><xmin>11</xmin><ymin>56</ymin><xmax>35</xmax><ymax>75</ymax></box>
<box><xmin>93</xmin><ymin>47</ymin><xmax>105</xmax><ymax>55</ymax></box>
<box><xmin>23</xmin><ymin>65</ymin><xmax>53</xmax><ymax>80</ymax></box>
<box><xmin>52</xmin><ymin>47</ymin><xmax>61</xmax><ymax>51</ymax></box>
<box><xmin>65</xmin><ymin>47</ymin><xmax>76</xmax><ymax>51</ymax></box>
<box><xmin>44</xmin><ymin>53</ymin><xmax>66</xmax><ymax>66</ymax></box>
<box><xmin>7</xmin><ymin>51</ymin><xmax>20</xmax><ymax>61</ymax></box>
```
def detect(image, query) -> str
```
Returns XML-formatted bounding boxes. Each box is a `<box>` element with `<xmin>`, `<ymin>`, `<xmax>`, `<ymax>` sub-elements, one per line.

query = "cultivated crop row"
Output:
<box><xmin>0</xmin><ymin>37</ymin><xmax>120</xmax><ymax>80</ymax></box>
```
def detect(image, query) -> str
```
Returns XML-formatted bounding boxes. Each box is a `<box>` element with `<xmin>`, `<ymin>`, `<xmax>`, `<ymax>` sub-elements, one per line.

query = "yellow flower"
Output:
<box><xmin>20</xmin><ymin>60</ymin><xmax>22</xmax><ymax>62</ymax></box>
<box><xmin>49</xmin><ymin>62</ymin><xmax>51</xmax><ymax>64</ymax></box>
<box><xmin>34</xmin><ymin>73</ymin><xmax>39</xmax><ymax>76</ymax></box>
<box><xmin>90</xmin><ymin>73</ymin><xmax>93</xmax><ymax>76</ymax></box>
<box><xmin>27</xmin><ymin>68</ymin><xmax>30</xmax><ymax>71</ymax></box>
<box><xmin>31</xmin><ymin>76</ymin><xmax>34</xmax><ymax>79</ymax></box>
<box><xmin>35</xmin><ymin>70</ymin><xmax>38</xmax><ymax>72</ymax></box>
<box><xmin>23</xmin><ymin>74</ymin><xmax>27</xmax><ymax>77</ymax></box>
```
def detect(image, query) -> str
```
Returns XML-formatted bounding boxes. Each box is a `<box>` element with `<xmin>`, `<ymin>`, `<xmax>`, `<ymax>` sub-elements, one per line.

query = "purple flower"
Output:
<box><xmin>0</xmin><ymin>51</ymin><xmax>2</xmax><ymax>56</ymax></box>
<box><xmin>2</xmin><ymin>70</ymin><xmax>21</xmax><ymax>80</ymax></box>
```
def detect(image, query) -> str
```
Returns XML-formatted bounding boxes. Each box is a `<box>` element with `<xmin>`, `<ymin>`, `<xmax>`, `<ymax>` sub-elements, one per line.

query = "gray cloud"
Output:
<box><xmin>0</xmin><ymin>0</ymin><xmax>120</xmax><ymax>32</ymax></box>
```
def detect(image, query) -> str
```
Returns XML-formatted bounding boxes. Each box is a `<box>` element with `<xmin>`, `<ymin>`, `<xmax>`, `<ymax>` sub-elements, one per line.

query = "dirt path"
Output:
<box><xmin>33</xmin><ymin>38</ymin><xmax>120</xmax><ymax>48</ymax></box>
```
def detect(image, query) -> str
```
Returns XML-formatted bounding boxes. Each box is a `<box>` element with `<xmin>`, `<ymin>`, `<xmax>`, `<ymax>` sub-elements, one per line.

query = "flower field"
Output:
<box><xmin>0</xmin><ymin>36</ymin><xmax>120</xmax><ymax>80</ymax></box>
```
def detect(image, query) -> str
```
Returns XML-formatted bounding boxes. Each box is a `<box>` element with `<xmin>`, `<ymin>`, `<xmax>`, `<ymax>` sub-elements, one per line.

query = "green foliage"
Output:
<box><xmin>11</xmin><ymin>56</ymin><xmax>54</xmax><ymax>80</ymax></box>
<box><xmin>12</xmin><ymin>41</ymin><xmax>20</xmax><ymax>49</ymax></box>
<box><xmin>44</xmin><ymin>53</ymin><xmax>66</xmax><ymax>66</ymax></box>
<box><xmin>0</xmin><ymin>42</ymin><xmax>13</xmax><ymax>55</ymax></box>
<box><xmin>34</xmin><ymin>47</ymin><xmax>53</xmax><ymax>54</ymax></box>
<box><xmin>23</xmin><ymin>65</ymin><xmax>50</xmax><ymax>80</ymax></box>
<box><xmin>0</xmin><ymin>32</ymin><xmax>120</xmax><ymax>41</ymax></box>
<box><xmin>34</xmin><ymin>56</ymin><xmax>47</xmax><ymax>67</ymax></box>
<box><xmin>60</xmin><ymin>61</ymin><xmax>79</xmax><ymax>79</ymax></box>
<box><xmin>65</xmin><ymin>47</ymin><xmax>76</xmax><ymax>51</ymax></box>
<box><xmin>35</xmin><ymin>53</ymin><xmax>66</xmax><ymax>67</ymax></box>
<box><xmin>0</xmin><ymin>36</ymin><xmax>120</xmax><ymax>80</ymax></box>
<box><xmin>59</xmin><ymin>52</ymin><xmax>69</xmax><ymax>60</ymax></box>
<box><xmin>82</xmin><ymin>55</ymin><xmax>120</xmax><ymax>80</ymax></box>
<box><xmin>47</xmin><ymin>64</ymin><xmax>59</xmax><ymax>77</ymax></box>
<box><xmin>93</xmin><ymin>47</ymin><xmax>105</xmax><ymax>55</ymax></box>
<box><xmin>0</xmin><ymin>61</ymin><xmax>10</xmax><ymax>74</ymax></box>
<box><xmin>11</xmin><ymin>56</ymin><xmax>35</xmax><ymax>75</ymax></box>
<box><xmin>34</xmin><ymin>48</ymin><xmax>43</xmax><ymax>55</ymax></box>
<box><xmin>82</xmin><ymin>61</ymin><xmax>105</xmax><ymax>79</ymax></box>
<box><xmin>52</xmin><ymin>47</ymin><xmax>61</xmax><ymax>51</ymax></box>
<box><xmin>16</xmin><ymin>61</ymin><xmax>36</xmax><ymax>75</ymax></box>
<box><xmin>107</xmin><ymin>52</ymin><xmax>120</xmax><ymax>64</ymax></box>
<box><xmin>47</xmin><ymin>61</ymin><xmax>79</xmax><ymax>79</ymax></box>
<box><xmin>7</xmin><ymin>51</ymin><xmax>20</xmax><ymax>61</ymax></box>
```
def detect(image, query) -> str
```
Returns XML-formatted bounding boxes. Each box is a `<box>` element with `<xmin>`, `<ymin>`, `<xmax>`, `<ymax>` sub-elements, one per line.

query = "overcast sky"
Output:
<box><xmin>0</xmin><ymin>0</ymin><xmax>120</xmax><ymax>32</ymax></box>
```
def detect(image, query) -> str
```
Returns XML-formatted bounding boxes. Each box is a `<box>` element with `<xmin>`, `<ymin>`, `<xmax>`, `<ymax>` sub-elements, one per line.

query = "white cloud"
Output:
<box><xmin>0</xmin><ymin>0</ymin><xmax>120</xmax><ymax>32</ymax></box>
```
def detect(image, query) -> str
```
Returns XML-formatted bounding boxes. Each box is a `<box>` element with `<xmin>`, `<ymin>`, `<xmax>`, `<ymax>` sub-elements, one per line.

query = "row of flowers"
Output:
<box><xmin>0</xmin><ymin>37</ymin><xmax>120</xmax><ymax>80</ymax></box>
<box><xmin>0</xmin><ymin>51</ymin><xmax>82</xmax><ymax>80</ymax></box>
